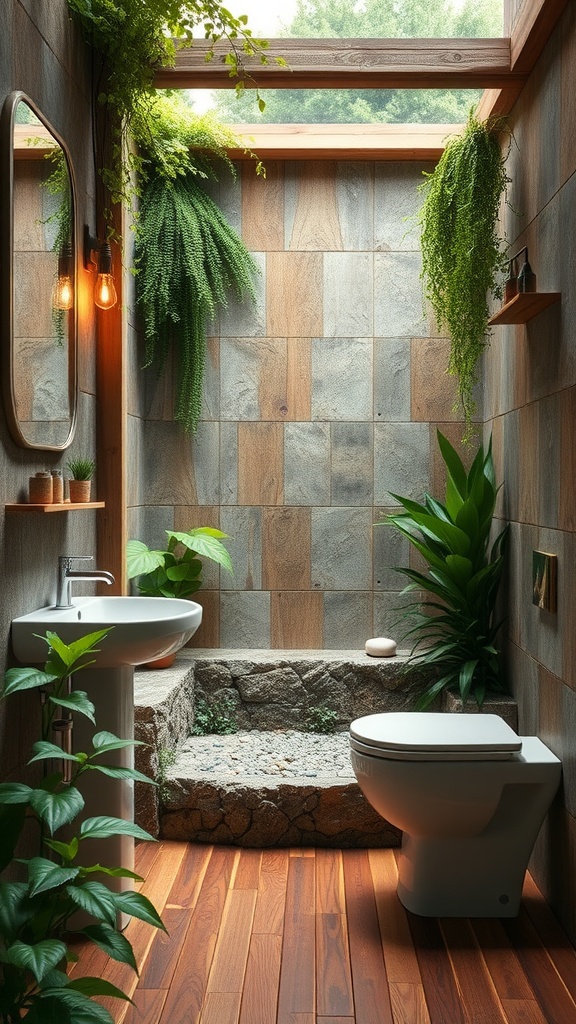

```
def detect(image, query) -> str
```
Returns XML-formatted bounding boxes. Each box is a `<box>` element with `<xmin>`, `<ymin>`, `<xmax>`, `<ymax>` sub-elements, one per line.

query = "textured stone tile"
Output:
<box><xmin>374</xmin><ymin>161</ymin><xmax>432</xmax><ymax>252</ymax></box>
<box><xmin>219</xmin><ymin>251</ymin><xmax>266</xmax><ymax>338</ymax></box>
<box><xmin>536</xmin><ymin>527</ymin><xmax>564</xmax><ymax>680</ymax></box>
<box><xmin>561</xmin><ymin>3</ymin><xmax>576</xmax><ymax>185</ymax></box>
<box><xmin>336</xmin><ymin>162</ymin><xmax>374</xmax><ymax>251</ymax></box>
<box><xmin>286</xmin><ymin>161</ymin><xmax>344</xmax><ymax>251</ymax></box>
<box><xmin>311</xmin><ymin>508</ymin><xmax>373</xmax><ymax>590</ymax></box>
<box><xmin>220</xmin><ymin>506</ymin><xmax>262</xmax><ymax>591</ymax></box>
<box><xmin>500</xmin><ymin>410</ymin><xmax>520</xmax><ymax>524</ymax></box>
<box><xmin>312</xmin><ymin>338</ymin><xmax>372</xmax><ymax>421</ymax></box>
<box><xmin>132</xmin><ymin>505</ymin><xmax>174</xmax><ymax>553</ymax></box>
<box><xmin>504</xmin><ymin>643</ymin><xmax>539</xmax><ymax>734</ymax></box>
<box><xmin>242</xmin><ymin>161</ymin><xmax>285</xmax><ymax>251</ymax></box>
<box><xmin>533</xmin><ymin>27</ymin><xmax>561</xmax><ymax>214</ymax></box>
<box><xmin>374</xmin><ymin>338</ymin><xmax>411</xmax><ymax>423</ymax></box>
<box><xmin>537</xmin><ymin>393</ymin><xmax>560</xmax><ymax>529</ymax></box>
<box><xmin>323</xmin><ymin>592</ymin><xmax>373</xmax><ymax>650</ymax></box>
<box><xmin>507</xmin><ymin>521</ymin><xmax>539</xmax><ymax>659</ymax></box>
<box><xmin>323</xmin><ymin>253</ymin><xmax>373</xmax><ymax>337</ymax></box>
<box><xmin>270</xmin><ymin>591</ymin><xmax>323</xmax><ymax>648</ymax></box>
<box><xmin>174</xmin><ymin>505</ymin><xmax>222</xmax><ymax>590</ymax></box>
<box><xmin>559</xmin><ymin>387</ymin><xmax>576</xmax><ymax>532</ymax></box>
<box><xmin>284</xmin><ymin>423</ymin><xmax>330</xmax><ymax>506</ymax></box>
<box><xmin>286</xmin><ymin>337</ymin><xmax>312</xmax><ymax>421</ymax></box>
<box><xmin>141</xmin><ymin>421</ymin><xmax>197</xmax><ymax>505</ymax></box>
<box><xmin>374</xmin><ymin>422</ymin><xmax>430</xmax><ymax>505</ymax></box>
<box><xmin>220</xmin><ymin>337</ymin><xmax>286</xmax><ymax>421</ymax></box>
<box><xmin>220</xmin><ymin>422</ymin><xmax>238</xmax><ymax>505</ymax></box>
<box><xmin>202</xmin><ymin>336</ymin><xmax>220</xmax><ymax>421</ymax></box>
<box><xmin>238</xmin><ymin>422</ymin><xmax>284</xmax><ymax>505</ymax></box>
<box><xmin>373</xmin><ymin>509</ymin><xmax>410</xmax><ymax>592</ymax></box>
<box><xmin>192</xmin><ymin>422</ymin><xmax>221</xmax><ymax>506</ymax></box>
<box><xmin>374</xmin><ymin>252</ymin><xmax>427</xmax><ymax>337</ymax></box>
<box><xmin>518</xmin><ymin>403</ymin><xmax>540</xmax><ymax>526</ymax></box>
<box><xmin>187</xmin><ymin>590</ymin><xmax>220</xmax><ymax>648</ymax></box>
<box><xmin>267</xmin><ymin>252</ymin><xmax>323</xmax><ymax>337</ymax></box>
<box><xmin>220</xmin><ymin>591</ymin><xmax>271</xmax><ymax>648</ymax></box>
<box><xmin>411</xmin><ymin>337</ymin><xmax>460</xmax><ymax>422</ymax></box>
<box><xmin>201</xmin><ymin>164</ymin><xmax>242</xmax><ymax>233</ymax></box>
<box><xmin>126</xmin><ymin>414</ymin><xmax>143</xmax><ymax>508</ymax></box>
<box><xmin>373</xmin><ymin>592</ymin><xmax>425</xmax><ymax>652</ymax></box>
<box><xmin>262</xmin><ymin>507</ymin><xmax>311</xmax><ymax>590</ymax></box>
<box><xmin>331</xmin><ymin>423</ymin><xmax>373</xmax><ymax>506</ymax></box>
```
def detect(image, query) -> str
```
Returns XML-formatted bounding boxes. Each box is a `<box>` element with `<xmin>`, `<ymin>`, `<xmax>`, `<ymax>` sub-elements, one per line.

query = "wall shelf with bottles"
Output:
<box><xmin>488</xmin><ymin>292</ymin><xmax>561</xmax><ymax>326</ymax></box>
<box><xmin>5</xmin><ymin>502</ymin><xmax>105</xmax><ymax>513</ymax></box>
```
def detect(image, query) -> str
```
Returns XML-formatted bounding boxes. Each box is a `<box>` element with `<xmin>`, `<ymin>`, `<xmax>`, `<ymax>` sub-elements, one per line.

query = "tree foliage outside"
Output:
<box><xmin>213</xmin><ymin>0</ymin><xmax>503</xmax><ymax>124</ymax></box>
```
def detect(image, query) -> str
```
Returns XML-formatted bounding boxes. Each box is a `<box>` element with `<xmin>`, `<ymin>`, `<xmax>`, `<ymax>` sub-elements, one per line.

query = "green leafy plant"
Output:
<box><xmin>127</xmin><ymin>526</ymin><xmax>233</xmax><ymax>598</ymax></box>
<box><xmin>418</xmin><ymin>111</ymin><xmax>510</xmax><ymax>439</ymax></box>
<box><xmin>306</xmin><ymin>704</ymin><xmax>338</xmax><ymax>734</ymax></box>
<box><xmin>65</xmin><ymin>0</ymin><xmax>277</xmax><ymax>212</ymax></box>
<box><xmin>133</xmin><ymin>93</ymin><xmax>260</xmax><ymax>432</ymax></box>
<box><xmin>66</xmin><ymin>457</ymin><xmax>96</xmax><ymax>481</ymax></box>
<box><xmin>0</xmin><ymin>629</ymin><xmax>164</xmax><ymax>1023</ymax></box>
<box><xmin>191</xmin><ymin>692</ymin><xmax>238</xmax><ymax>736</ymax></box>
<box><xmin>156</xmin><ymin>747</ymin><xmax>177</xmax><ymax>801</ymax></box>
<box><xmin>381</xmin><ymin>430</ymin><xmax>509</xmax><ymax>709</ymax></box>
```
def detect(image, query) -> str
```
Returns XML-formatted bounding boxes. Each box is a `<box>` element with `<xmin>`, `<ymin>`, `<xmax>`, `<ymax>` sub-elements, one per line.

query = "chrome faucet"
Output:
<box><xmin>56</xmin><ymin>555</ymin><xmax>115</xmax><ymax>609</ymax></box>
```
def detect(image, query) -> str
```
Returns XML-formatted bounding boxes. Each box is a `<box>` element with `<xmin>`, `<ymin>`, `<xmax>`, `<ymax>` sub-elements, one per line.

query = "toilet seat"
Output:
<box><xmin>350</xmin><ymin>712</ymin><xmax>522</xmax><ymax>761</ymax></box>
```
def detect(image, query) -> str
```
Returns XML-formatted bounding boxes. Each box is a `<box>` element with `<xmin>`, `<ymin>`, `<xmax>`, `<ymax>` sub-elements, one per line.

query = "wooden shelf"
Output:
<box><xmin>5</xmin><ymin>501</ymin><xmax>105</xmax><ymax>513</ymax></box>
<box><xmin>488</xmin><ymin>291</ymin><xmax>561</xmax><ymax>325</ymax></box>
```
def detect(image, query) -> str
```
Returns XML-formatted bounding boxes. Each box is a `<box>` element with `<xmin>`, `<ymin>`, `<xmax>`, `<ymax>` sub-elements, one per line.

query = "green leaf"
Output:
<box><xmin>67</xmin><ymin>977</ymin><xmax>133</xmax><ymax>1001</ymax></box>
<box><xmin>29</xmin><ymin>741</ymin><xmax>82</xmax><ymax>765</ymax></box>
<box><xmin>91</xmin><ymin>731</ymin><xmax>144</xmax><ymax>754</ymax></box>
<box><xmin>66</xmin><ymin>882</ymin><xmax>119</xmax><ymax>927</ymax></box>
<box><xmin>2</xmin><ymin>939</ymin><xmax>67</xmax><ymax>984</ymax></box>
<box><xmin>27</xmin><ymin>857</ymin><xmax>79</xmax><ymax>896</ymax></box>
<box><xmin>0</xmin><ymin>881</ymin><xmax>30</xmax><ymax>939</ymax></box>
<box><xmin>0</xmin><ymin>781</ymin><xmax>33</xmax><ymax>803</ymax></box>
<box><xmin>168</xmin><ymin>529</ymin><xmax>233</xmax><ymax>574</ymax></box>
<box><xmin>81</xmin><ymin>923</ymin><xmax>137</xmax><ymax>971</ymax></box>
<box><xmin>79</xmin><ymin>816</ymin><xmax>155</xmax><ymax>843</ymax></box>
<box><xmin>437</xmin><ymin>430</ymin><xmax>467</xmax><ymax>498</ymax></box>
<box><xmin>87</xmin><ymin>764</ymin><xmax>156</xmax><ymax>785</ymax></box>
<box><xmin>126</xmin><ymin>539</ymin><xmax>166</xmax><ymax>578</ymax></box>
<box><xmin>166</xmin><ymin>560</ymin><xmax>202</xmax><ymax>582</ymax></box>
<box><xmin>114</xmin><ymin>890</ymin><xmax>167</xmax><ymax>931</ymax></box>
<box><xmin>2</xmin><ymin>666</ymin><xmax>57</xmax><ymax>697</ymax></box>
<box><xmin>459</xmin><ymin>660</ymin><xmax>480</xmax><ymax>703</ymax></box>
<box><xmin>45</xmin><ymin>629</ymin><xmax>112</xmax><ymax>672</ymax></box>
<box><xmin>81</xmin><ymin>865</ymin><xmax>144</xmax><ymax>881</ymax></box>
<box><xmin>44</xmin><ymin>836</ymin><xmax>79</xmax><ymax>862</ymax></box>
<box><xmin>39</xmin><ymin>987</ymin><xmax>115</xmax><ymax>1023</ymax></box>
<box><xmin>49</xmin><ymin>689</ymin><xmax>96</xmax><ymax>723</ymax></box>
<box><xmin>29</xmin><ymin>784</ymin><xmax>85</xmax><ymax>834</ymax></box>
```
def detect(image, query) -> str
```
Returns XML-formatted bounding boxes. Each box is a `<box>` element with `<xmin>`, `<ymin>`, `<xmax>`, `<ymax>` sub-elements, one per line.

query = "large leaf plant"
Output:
<box><xmin>0</xmin><ymin>630</ymin><xmax>164</xmax><ymax>1023</ymax></box>
<box><xmin>383</xmin><ymin>430</ymin><xmax>509</xmax><ymax>709</ymax></box>
<box><xmin>127</xmin><ymin>525</ymin><xmax>233</xmax><ymax>598</ymax></box>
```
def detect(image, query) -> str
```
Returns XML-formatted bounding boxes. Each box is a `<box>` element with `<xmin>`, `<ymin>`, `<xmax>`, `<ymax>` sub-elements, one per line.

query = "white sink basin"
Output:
<box><xmin>11</xmin><ymin>596</ymin><xmax>202</xmax><ymax>667</ymax></box>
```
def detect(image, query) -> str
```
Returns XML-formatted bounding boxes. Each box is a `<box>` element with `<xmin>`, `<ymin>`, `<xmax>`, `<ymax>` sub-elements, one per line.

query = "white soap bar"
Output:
<box><xmin>365</xmin><ymin>637</ymin><xmax>397</xmax><ymax>658</ymax></box>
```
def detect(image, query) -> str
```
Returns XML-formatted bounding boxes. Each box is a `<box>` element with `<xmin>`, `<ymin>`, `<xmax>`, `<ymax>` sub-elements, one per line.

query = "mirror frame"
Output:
<box><xmin>1</xmin><ymin>90</ymin><xmax>78</xmax><ymax>451</ymax></box>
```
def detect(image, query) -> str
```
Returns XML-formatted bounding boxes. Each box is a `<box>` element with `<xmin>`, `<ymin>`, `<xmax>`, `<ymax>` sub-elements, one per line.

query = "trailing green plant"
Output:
<box><xmin>66</xmin><ymin>457</ymin><xmax>96</xmax><ymax>481</ymax></box>
<box><xmin>131</xmin><ymin>92</ymin><xmax>260</xmax><ymax>431</ymax></box>
<box><xmin>306</xmin><ymin>704</ymin><xmax>338</xmax><ymax>735</ymax></box>
<box><xmin>417</xmin><ymin>111</ymin><xmax>510</xmax><ymax>439</ymax></box>
<box><xmin>65</xmin><ymin>0</ymin><xmax>278</xmax><ymax>212</ymax></box>
<box><xmin>191</xmin><ymin>693</ymin><xmax>238</xmax><ymax>735</ymax></box>
<box><xmin>127</xmin><ymin>526</ymin><xmax>233</xmax><ymax>598</ymax></box>
<box><xmin>380</xmin><ymin>429</ymin><xmax>509</xmax><ymax>710</ymax></box>
<box><xmin>156</xmin><ymin>746</ymin><xmax>177</xmax><ymax>801</ymax></box>
<box><xmin>0</xmin><ymin>629</ymin><xmax>164</xmax><ymax>1023</ymax></box>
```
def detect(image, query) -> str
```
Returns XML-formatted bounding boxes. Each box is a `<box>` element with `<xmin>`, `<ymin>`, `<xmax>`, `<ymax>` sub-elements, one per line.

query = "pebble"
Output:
<box><xmin>178</xmin><ymin>729</ymin><xmax>355</xmax><ymax>779</ymax></box>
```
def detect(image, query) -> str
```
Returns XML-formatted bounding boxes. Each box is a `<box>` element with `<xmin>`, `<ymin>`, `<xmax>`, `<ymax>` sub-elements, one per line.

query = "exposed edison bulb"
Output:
<box><xmin>52</xmin><ymin>274</ymin><xmax>74</xmax><ymax>311</ymax></box>
<box><xmin>94</xmin><ymin>272</ymin><xmax>118</xmax><ymax>310</ymax></box>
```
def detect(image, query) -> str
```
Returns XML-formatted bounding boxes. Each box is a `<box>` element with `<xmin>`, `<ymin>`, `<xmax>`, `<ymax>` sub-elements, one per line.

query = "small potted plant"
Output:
<box><xmin>66</xmin><ymin>456</ymin><xmax>96</xmax><ymax>503</ymax></box>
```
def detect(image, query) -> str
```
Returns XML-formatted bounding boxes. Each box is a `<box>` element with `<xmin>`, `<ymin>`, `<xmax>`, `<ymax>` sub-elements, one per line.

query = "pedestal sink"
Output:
<box><xmin>11</xmin><ymin>596</ymin><xmax>202</xmax><ymax>896</ymax></box>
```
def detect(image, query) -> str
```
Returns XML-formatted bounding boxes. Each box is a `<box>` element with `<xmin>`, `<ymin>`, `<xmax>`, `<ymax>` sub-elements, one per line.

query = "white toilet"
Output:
<box><xmin>350</xmin><ymin>712</ymin><xmax>561</xmax><ymax>918</ymax></box>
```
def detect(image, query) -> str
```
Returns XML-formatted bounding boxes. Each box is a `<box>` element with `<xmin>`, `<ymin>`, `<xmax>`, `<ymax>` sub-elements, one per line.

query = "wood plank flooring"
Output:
<box><xmin>70</xmin><ymin>842</ymin><xmax>576</xmax><ymax>1024</ymax></box>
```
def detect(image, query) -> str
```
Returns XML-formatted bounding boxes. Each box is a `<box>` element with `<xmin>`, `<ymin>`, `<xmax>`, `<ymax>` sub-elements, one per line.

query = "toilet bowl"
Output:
<box><xmin>350</xmin><ymin>712</ymin><xmax>561</xmax><ymax>917</ymax></box>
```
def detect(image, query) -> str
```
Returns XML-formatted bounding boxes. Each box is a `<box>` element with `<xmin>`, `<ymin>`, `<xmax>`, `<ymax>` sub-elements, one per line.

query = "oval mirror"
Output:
<box><xmin>1</xmin><ymin>92</ymin><xmax>77</xmax><ymax>450</ymax></box>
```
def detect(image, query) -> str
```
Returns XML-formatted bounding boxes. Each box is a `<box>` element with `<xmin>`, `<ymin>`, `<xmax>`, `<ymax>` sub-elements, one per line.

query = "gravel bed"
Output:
<box><xmin>176</xmin><ymin>729</ymin><xmax>355</xmax><ymax>780</ymax></box>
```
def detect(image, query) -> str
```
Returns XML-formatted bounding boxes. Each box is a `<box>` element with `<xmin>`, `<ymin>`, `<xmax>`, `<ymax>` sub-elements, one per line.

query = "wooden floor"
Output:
<box><xmin>70</xmin><ymin>841</ymin><xmax>576</xmax><ymax>1024</ymax></box>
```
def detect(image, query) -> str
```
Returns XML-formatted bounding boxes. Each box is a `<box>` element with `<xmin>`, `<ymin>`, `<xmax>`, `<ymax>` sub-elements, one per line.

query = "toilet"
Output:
<box><xmin>350</xmin><ymin>712</ymin><xmax>561</xmax><ymax>918</ymax></box>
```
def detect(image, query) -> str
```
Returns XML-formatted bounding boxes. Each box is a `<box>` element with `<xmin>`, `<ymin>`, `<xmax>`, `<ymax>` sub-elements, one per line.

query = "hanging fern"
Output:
<box><xmin>135</xmin><ymin>170</ymin><xmax>258</xmax><ymax>431</ymax></box>
<box><xmin>418</xmin><ymin>111</ymin><xmax>510</xmax><ymax>440</ymax></box>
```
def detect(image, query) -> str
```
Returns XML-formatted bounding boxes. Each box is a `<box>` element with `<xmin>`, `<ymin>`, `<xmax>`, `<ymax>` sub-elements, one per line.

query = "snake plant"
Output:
<box><xmin>382</xmin><ymin>430</ymin><xmax>509</xmax><ymax>709</ymax></box>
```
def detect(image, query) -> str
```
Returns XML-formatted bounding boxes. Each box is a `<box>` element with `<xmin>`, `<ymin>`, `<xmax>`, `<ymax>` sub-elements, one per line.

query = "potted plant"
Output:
<box><xmin>0</xmin><ymin>628</ymin><xmax>164</xmax><ymax>1022</ymax></box>
<box><xmin>417</xmin><ymin>110</ymin><xmax>510</xmax><ymax>440</ymax></box>
<box><xmin>66</xmin><ymin>457</ymin><xmax>96</xmax><ymax>504</ymax></box>
<box><xmin>379</xmin><ymin>430</ymin><xmax>509</xmax><ymax>709</ymax></box>
<box><xmin>127</xmin><ymin>526</ymin><xmax>233</xmax><ymax>666</ymax></box>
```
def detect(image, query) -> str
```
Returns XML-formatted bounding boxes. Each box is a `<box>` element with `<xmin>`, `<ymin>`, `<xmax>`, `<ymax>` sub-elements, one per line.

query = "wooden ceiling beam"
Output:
<box><xmin>154</xmin><ymin>37</ymin><xmax>523</xmax><ymax>90</ymax></box>
<box><xmin>226</xmin><ymin>123</ymin><xmax>459</xmax><ymax>161</ymax></box>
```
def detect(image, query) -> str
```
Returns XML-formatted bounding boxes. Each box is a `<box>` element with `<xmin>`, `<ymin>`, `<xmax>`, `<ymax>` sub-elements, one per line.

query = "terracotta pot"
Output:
<box><xmin>69</xmin><ymin>479</ymin><xmax>91</xmax><ymax>503</ymax></box>
<box><xmin>144</xmin><ymin>652</ymin><xmax>177</xmax><ymax>670</ymax></box>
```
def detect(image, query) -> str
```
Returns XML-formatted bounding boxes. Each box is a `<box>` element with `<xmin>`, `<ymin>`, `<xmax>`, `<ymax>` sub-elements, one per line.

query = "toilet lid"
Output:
<box><xmin>350</xmin><ymin>712</ymin><xmax>522</xmax><ymax>761</ymax></box>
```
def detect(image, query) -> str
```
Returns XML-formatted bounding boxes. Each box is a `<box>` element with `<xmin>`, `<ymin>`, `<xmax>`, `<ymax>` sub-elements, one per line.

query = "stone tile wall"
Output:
<box><xmin>127</xmin><ymin>160</ymin><xmax>467</xmax><ymax>650</ymax></box>
<box><xmin>484</xmin><ymin>2</ymin><xmax>576</xmax><ymax>943</ymax></box>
